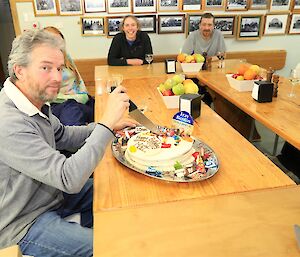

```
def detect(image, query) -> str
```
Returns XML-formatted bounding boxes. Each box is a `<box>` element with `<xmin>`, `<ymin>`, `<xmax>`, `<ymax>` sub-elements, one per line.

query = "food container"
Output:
<box><xmin>226</xmin><ymin>74</ymin><xmax>256</xmax><ymax>92</ymax></box>
<box><xmin>180</xmin><ymin>63</ymin><xmax>203</xmax><ymax>73</ymax></box>
<box><xmin>157</xmin><ymin>88</ymin><xmax>180</xmax><ymax>109</ymax></box>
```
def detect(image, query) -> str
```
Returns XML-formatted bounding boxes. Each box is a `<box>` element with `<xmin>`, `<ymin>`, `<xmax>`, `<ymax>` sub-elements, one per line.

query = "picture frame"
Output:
<box><xmin>186</xmin><ymin>13</ymin><xmax>201</xmax><ymax>35</ymax></box>
<box><xmin>249</xmin><ymin>0</ymin><xmax>268</xmax><ymax>9</ymax></box>
<box><xmin>214</xmin><ymin>15</ymin><xmax>236</xmax><ymax>37</ymax></box>
<box><xmin>158</xmin><ymin>0</ymin><xmax>180</xmax><ymax>11</ymax></box>
<box><xmin>81</xmin><ymin>17</ymin><xmax>105</xmax><ymax>36</ymax></box>
<box><xmin>107</xmin><ymin>0</ymin><xmax>131</xmax><ymax>13</ymax></box>
<box><xmin>269</xmin><ymin>0</ymin><xmax>292</xmax><ymax>11</ymax></box>
<box><xmin>158</xmin><ymin>14</ymin><xmax>185</xmax><ymax>34</ymax></box>
<box><xmin>264</xmin><ymin>13</ymin><xmax>289</xmax><ymax>35</ymax></box>
<box><xmin>133</xmin><ymin>0</ymin><xmax>157</xmax><ymax>13</ymax></box>
<box><xmin>84</xmin><ymin>0</ymin><xmax>105</xmax><ymax>12</ymax></box>
<box><xmin>181</xmin><ymin>0</ymin><xmax>202</xmax><ymax>11</ymax></box>
<box><xmin>288</xmin><ymin>13</ymin><xmax>300</xmax><ymax>34</ymax></box>
<box><xmin>292</xmin><ymin>0</ymin><xmax>300</xmax><ymax>11</ymax></box>
<box><xmin>204</xmin><ymin>0</ymin><xmax>225</xmax><ymax>10</ymax></box>
<box><xmin>136</xmin><ymin>15</ymin><xmax>157</xmax><ymax>33</ymax></box>
<box><xmin>58</xmin><ymin>0</ymin><xmax>83</xmax><ymax>15</ymax></box>
<box><xmin>225</xmin><ymin>0</ymin><xmax>248</xmax><ymax>11</ymax></box>
<box><xmin>107</xmin><ymin>16</ymin><xmax>123</xmax><ymax>36</ymax></box>
<box><xmin>32</xmin><ymin>0</ymin><xmax>57</xmax><ymax>16</ymax></box>
<box><xmin>237</xmin><ymin>15</ymin><xmax>263</xmax><ymax>40</ymax></box>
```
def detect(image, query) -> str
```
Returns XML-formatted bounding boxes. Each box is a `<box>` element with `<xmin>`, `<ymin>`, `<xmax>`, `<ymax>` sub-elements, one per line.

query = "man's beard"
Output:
<box><xmin>32</xmin><ymin>82</ymin><xmax>60</xmax><ymax>103</ymax></box>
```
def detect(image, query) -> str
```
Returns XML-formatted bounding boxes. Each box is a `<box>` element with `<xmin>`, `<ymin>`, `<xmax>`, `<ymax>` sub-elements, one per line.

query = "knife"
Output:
<box><xmin>129</xmin><ymin>100</ymin><xmax>161</xmax><ymax>134</ymax></box>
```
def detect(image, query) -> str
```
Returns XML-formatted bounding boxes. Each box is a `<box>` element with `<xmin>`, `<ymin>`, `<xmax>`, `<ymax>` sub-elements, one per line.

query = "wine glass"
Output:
<box><xmin>288</xmin><ymin>69</ymin><xmax>300</xmax><ymax>98</ymax></box>
<box><xmin>145</xmin><ymin>54</ymin><xmax>153</xmax><ymax>68</ymax></box>
<box><xmin>112</xmin><ymin>74</ymin><xmax>123</xmax><ymax>87</ymax></box>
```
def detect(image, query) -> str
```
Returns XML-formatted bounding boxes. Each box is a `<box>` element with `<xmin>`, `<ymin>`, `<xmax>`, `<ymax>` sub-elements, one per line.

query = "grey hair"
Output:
<box><xmin>7</xmin><ymin>29</ymin><xmax>65</xmax><ymax>81</ymax></box>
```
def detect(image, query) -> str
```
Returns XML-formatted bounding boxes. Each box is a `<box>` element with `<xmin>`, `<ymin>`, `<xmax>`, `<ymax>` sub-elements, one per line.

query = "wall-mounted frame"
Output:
<box><xmin>58</xmin><ymin>0</ymin><xmax>83</xmax><ymax>15</ymax></box>
<box><xmin>84</xmin><ymin>0</ymin><xmax>105</xmax><ymax>12</ymax></box>
<box><xmin>269</xmin><ymin>0</ymin><xmax>292</xmax><ymax>11</ymax></box>
<box><xmin>181</xmin><ymin>0</ymin><xmax>202</xmax><ymax>11</ymax></box>
<box><xmin>107</xmin><ymin>16</ymin><xmax>123</xmax><ymax>36</ymax></box>
<box><xmin>237</xmin><ymin>15</ymin><xmax>263</xmax><ymax>40</ymax></box>
<box><xmin>133</xmin><ymin>0</ymin><xmax>157</xmax><ymax>13</ymax></box>
<box><xmin>225</xmin><ymin>0</ymin><xmax>248</xmax><ymax>11</ymax></box>
<box><xmin>292</xmin><ymin>0</ymin><xmax>300</xmax><ymax>11</ymax></box>
<box><xmin>204</xmin><ymin>0</ymin><xmax>225</xmax><ymax>10</ymax></box>
<box><xmin>32</xmin><ymin>0</ymin><xmax>57</xmax><ymax>16</ymax></box>
<box><xmin>214</xmin><ymin>15</ymin><xmax>236</xmax><ymax>37</ymax></box>
<box><xmin>107</xmin><ymin>0</ymin><xmax>131</xmax><ymax>13</ymax></box>
<box><xmin>158</xmin><ymin>0</ymin><xmax>180</xmax><ymax>11</ymax></box>
<box><xmin>249</xmin><ymin>0</ymin><xmax>268</xmax><ymax>9</ymax></box>
<box><xmin>264</xmin><ymin>13</ymin><xmax>288</xmax><ymax>35</ymax></box>
<box><xmin>158</xmin><ymin>14</ymin><xmax>185</xmax><ymax>33</ymax></box>
<box><xmin>136</xmin><ymin>15</ymin><xmax>157</xmax><ymax>33</ymax></box>
<box><xmin>81</xmin><ymin>17</ymin><xmax>105</xmax><ymax>36</ymax></box>
<box><xmin>186</xmin><ymin>13</ymin><xmax>201</xmax><ymax>35</ymax></box>
<box><xmin>288</xmin><ymin>13</ymin><xmax>300</xmax><ymax>34</ymax></box>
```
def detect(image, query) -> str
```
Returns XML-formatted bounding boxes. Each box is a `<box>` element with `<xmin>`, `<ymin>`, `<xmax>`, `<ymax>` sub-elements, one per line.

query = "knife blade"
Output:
<box><xmin>129</xmin><ymin>100</ymin><xmax>160</xmax><ymax>134</ymax></box>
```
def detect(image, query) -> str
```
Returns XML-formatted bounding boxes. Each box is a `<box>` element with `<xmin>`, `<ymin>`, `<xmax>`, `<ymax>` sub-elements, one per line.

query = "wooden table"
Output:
<box><xmin>94</xmin><ymin>185</ymin><xmax>300</xmax><ymax>257</ymax></box>
<box><xmin>94</xmin><ymin>76</ymin><xmax>294</xmax><ymax>212</ymax></box>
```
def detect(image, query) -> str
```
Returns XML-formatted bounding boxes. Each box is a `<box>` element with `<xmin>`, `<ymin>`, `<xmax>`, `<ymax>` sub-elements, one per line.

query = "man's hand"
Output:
<box><xmin>99</xmin><ymin>86</ymin><xmax>130</xmax><ymax>130</ymax></box>
<box><xmin>126</xmin><ymin>59</ymin><xmax>143</xmax><ymax>66</ymax></box>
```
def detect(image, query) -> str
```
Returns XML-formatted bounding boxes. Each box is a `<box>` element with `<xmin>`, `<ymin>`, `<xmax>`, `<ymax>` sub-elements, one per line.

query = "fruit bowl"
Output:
<box><xmin>180</xmin><ymin>63</ymin><xmax>203</xmax><ymax>73</ymax></box>
<box><xmin>226</xmin><ymin>74</ymin><xmax>257</xmax><ymax>92</ymax></box>
<box><xmin>157</xmin><ymin>88</ymin><xmax>180</xmax><ymax>109</ymax></box>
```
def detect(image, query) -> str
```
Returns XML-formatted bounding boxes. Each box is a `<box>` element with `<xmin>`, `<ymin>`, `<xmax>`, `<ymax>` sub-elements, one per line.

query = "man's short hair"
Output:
<box><xmin>7</xmin><ymin>29</ymin><xmax>65</xmax><ymax>81</ymax></box>
<box><xmin>200</xmin><ymin>13</ymin><xmax>215</xmax><ymax>24</ymax></box>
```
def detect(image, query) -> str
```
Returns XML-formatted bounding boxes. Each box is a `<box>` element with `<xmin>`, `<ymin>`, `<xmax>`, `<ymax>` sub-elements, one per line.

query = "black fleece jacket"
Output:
<box><xmin>107</xmin><ymin>31</ymin><xmax>153</xmax><ymax>66</ymax></box>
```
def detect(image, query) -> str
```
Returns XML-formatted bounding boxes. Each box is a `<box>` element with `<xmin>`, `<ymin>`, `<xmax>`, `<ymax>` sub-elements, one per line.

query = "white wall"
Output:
<box><xmin>16</xmin><ymin>1</ymin><xmax>300</xmax><ymax>76</ymax></box>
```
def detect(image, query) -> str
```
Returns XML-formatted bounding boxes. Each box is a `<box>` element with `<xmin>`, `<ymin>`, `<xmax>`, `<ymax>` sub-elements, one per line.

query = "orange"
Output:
<box><xmin>243</xmin><ymin>69</ymin><xmax>257</xmax><ymax>80</ymax></box>
<box><xmin>237</xmin><ymin>64</ymin><xmax>250</xmax><ymax>75</ymax></box>
<box><xmin>177</xmin><ymin>53</ymin><xmax>187</xmax><ymax>63</ymax></box>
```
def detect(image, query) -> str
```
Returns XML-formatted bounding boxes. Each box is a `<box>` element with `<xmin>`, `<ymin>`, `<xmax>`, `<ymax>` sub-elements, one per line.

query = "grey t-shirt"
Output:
<box><xmin>182</xmin><ymin>29</ymin><xmax>226</xmax><ymax>57</ymax></box>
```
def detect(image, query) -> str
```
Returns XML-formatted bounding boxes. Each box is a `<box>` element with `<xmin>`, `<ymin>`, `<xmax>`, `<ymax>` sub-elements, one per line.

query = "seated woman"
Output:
<box><xmin>44</xmin><ymin>26</ymin><xmax>94</xmax><ymax>126</ymax></box>
<box><xmin>107</xmin><ymin>15</ymin><xmax>153</xmax><ymax>66</ymax></box>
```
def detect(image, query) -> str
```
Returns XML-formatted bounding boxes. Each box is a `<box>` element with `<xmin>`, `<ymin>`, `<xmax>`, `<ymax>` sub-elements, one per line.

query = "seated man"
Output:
<box><xmin>0</xmin><ymin>29</ymin><xmax>136</xmax><ymax>257</ymax></box>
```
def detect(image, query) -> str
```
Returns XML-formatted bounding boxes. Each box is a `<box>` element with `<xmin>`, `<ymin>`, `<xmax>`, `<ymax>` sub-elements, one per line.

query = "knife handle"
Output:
<box><xmin>110</xmin><ymin>86</ymin><xmax>137</xmax><ymax>112</ymax></box>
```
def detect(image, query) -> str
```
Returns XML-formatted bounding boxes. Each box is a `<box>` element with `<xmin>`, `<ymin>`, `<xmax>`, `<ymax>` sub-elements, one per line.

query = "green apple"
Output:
<box><xmin>172</xmin><ymin>83</ymin><xmax>185</xmax><ymax>95</ymax></box>
<box><xmin>194</xmin><ymin>54</ymin><xmax>205</xmax><ymax>63</ymax></box>
<box><xmin>164</xmin><ymin>78</ymin><xmax>176</xmax><ymax>90</ymax></box>
<box><xmin>171</xmin><ymin>74</ymin><xmax>184</xmax><ymax>84</ymax></box>
<box><xmin>158</xmin><ymin>83</ymin><xmax>165</xmax><ymax>93</ymax></box>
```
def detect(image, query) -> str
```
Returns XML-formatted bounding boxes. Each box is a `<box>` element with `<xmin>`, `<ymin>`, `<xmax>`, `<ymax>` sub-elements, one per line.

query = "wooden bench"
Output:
<box><xmin>74</xmin><ymin>50</ymin><xmax>286</xmax><ymax>96</ymax></box>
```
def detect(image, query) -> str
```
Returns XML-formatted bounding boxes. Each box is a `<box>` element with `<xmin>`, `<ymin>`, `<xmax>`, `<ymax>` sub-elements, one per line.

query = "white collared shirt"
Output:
<box><xmin>3</xmin><ymin>77</ymin><xmax>49</xmax><ymax>119</ymax></box>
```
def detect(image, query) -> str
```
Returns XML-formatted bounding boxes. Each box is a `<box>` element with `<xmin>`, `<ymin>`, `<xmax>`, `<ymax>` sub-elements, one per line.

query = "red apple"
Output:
<box><xmin>162</xmin><ymin>89</ymin><xmax>174</xmax><ymax>96</ymax></box>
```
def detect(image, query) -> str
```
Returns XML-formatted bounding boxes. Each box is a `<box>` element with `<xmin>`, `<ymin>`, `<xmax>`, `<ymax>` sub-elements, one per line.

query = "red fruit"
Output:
<box><xmin>232</xmin><ymin>74</ymin><xmax>239</xmax><ymax>79</ymax></box>
<box><xmin>162</xmin><ymin>89</ymin><xmax>174</xmax><ymax>96</ymax></box>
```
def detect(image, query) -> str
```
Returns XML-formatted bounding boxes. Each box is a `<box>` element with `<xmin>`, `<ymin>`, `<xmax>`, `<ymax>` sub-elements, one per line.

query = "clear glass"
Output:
<box><xmin>145</xmin><ymin>53</ymin><xmax>153</xmax><ymax>68</ymax></box>
<box><xmin>112</xmin><ymin>74</ymin><xmax>123</xmax><ymax>87</ymax></box>
<box><xmin>106</xmin><ymin>78</ymin><xmax>117</xmax><ymax>93</ymax></box>
<box><xmin>288</xmin><ymin>69</ymin><xmax>300</xmax><ymax>98</ymax></box>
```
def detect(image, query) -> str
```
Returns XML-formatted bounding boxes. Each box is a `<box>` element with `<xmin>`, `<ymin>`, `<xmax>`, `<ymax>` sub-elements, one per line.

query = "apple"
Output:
<box><xmin>158</xmin><ymin>83</ymin><xmax>165</xmax><ymax>93</ymax></box>
<box><xmin>193</xmin><ymin>53</ymin><xmax>205</xmax><ymax>63</ymax></box>
<box><xmin>172</xmin><ymin>74</ymin><xmax>184</xmax><ymax>84</ymax></box>
<box><xmin>236</xmin><ymin>75</ymin><xmax>244</xmax><ymax>81</ymax></box>
<box><xmin>164</xmin><ymin>79</ymin><xmax>176</xmax><ymax>90</ymax></box>
<box><xmin>162</xmin><ymin>89</ymin><xmax>174</xmax><ymax>96</ymax></box>
<box><xmin>172</xmin><ymin>83</ymin><xmax>185</xmax><ymax>95</ymax></box>
<box><xmin>183</xmin><ymin>80</ymin><xmax>198</xmax><ymax>94</ymax></box>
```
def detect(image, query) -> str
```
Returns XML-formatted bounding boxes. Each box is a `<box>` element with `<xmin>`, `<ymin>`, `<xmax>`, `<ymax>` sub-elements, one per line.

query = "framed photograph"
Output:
<box><xmin>186</xmin><ymin>13</ymin><xmax>201</xmax><ymax>35</ymax></box>
<box><xmin>133</xmin><ymin>0</ymin><xmax>157</xmax><ymax>13</ymax></box>
<box><xmin>158</xmin><ymin>0</ymin><xmax>180</xmax><ymax>11</ymax></box>
<box><xmin>136</xmin><ymin>15</ymin><xmax>156</xmax><ymax>33</ymax></box>
<box><xmin>288</xmin><ymin>14</ymin><xmax>300</xmax><ymax>34</ymax></box>
<box><xmin>58</xmin><ymin>0</ymin><xmax>83</xmax><ymax>15</ymax></box>
<box><xmin>237</xmin><ymin>15</ymin><xmax>263</xmax><ymax>40</ymax></box>
<box><xmin>214</xmin><ymin>15</ymin><xmax>236</xmax><ymax>37</ymax></box>
<box><xmin>158</xmin><ymin>14</ymin><xmax>185</xmax><ymax>34</ymax></box>
<box><xmin>84</xmin><ymin>0</ymin><xmax>105</xmax><ymax>12</ymax></box>
<box><xmin>225</xmin><ymin>0</ymin><xmax>248</xmax><ymax>10</ymax></box>
<box><xmin>32</xmin><ymin>0</ymin><xmax>57</xmax><ymax>16</ymax></box>
<box><xmin>249</xmin><ymin>0</ymin><xmax>268</xmax><ymax>9</ymax></box>
<box><xmin>292</xmin><ymin>0</ymin><xmax>300</xmax><ymax>11</ymax></box>
<box><xmin>181</xmin><ymin>0</ymin><xmax>202</xmax><ymax>11</ymax></box>
<box><xmin>269</xmin><ymin>0</ymin><xmax>292</xmax><ymax>11</ymax></box>
<box><xmin>81</xmin><ymin>17</ymin><xmax>105</xmax><ymax>36</ymax></box>
<box><xmin>204</xmin><ymin>0</ymin><xmax>225</xmax><ymax>10</ymax></box>
<box><xmin>107</xmin><ymin>0</ymin><xmax>131</xmax><ymax>13</ymax></box>
<box><xmin>264</xmin><ymin>13</ymin><xmax>288</xmax><ymax>35</ymax></box>
<box><xmin>107</xmin><ymin>16</ymin><xmax>123</xmax><ymax>36</ymax></box>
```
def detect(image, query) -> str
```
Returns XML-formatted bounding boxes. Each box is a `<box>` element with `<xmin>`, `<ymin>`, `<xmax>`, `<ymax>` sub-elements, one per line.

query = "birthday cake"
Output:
<box><xmin>114</xmin><ymin>126</ymin><xmax>219</xmax><ymax>181</ymax></box>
